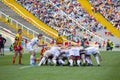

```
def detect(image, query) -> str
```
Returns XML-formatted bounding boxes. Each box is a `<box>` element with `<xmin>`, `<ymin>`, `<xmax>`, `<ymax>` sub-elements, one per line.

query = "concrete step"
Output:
<box><xmin>0</xmin><ymin>1</ymin><xmax>51</xmax><ymax>38</ymax></box>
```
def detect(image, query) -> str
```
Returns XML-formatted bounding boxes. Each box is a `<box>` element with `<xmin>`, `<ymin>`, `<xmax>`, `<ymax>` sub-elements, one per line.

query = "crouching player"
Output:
<box><xmin>68</xmin><ymin>45</ymin><xmax>81</xmax><ymax>66</ymax></box>
<box><xmin>27</xmin><ymin>34</ymin><xmax>47</xmax><ymax>66</ymax></box>
<box><xmin>58</xmin><ymin>47</ymin><xmax>70</xmax><ymax>66</ymax></box>
<box><xmin>79</xmin><ymin>49</ymin><xmax>86</xmax><ymax>66</ymax></box>
<box><xmin>38</xmin><ymin>44</ymin><xmax>61</xmax><ymax>66</ymax></box>
<box><xmin>85</xmin><ymin>47</ymin><xmax>102</xmax><ymax>66</ymax></box>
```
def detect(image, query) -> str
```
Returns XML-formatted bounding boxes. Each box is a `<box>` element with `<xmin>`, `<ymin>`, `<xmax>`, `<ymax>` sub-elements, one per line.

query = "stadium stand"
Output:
<box><xmin>0</xmin><ymin>1</ymin><xmax>52</xmax><ymax>39</ymax></box>
<box><xmin>1</xmin><ymin>0</ymin><xmax>120</xmax><ymax>48</ymax></box>
<box><xmin>16</xmin><ymin>0</ymin><xmax>104</xmax><ymax>42</ymax></box>
<box><xmin>0</xmin><ymin>11</ymin><xmax>52</xmax><ymax>43</ymax></box>
<box><xmin>88</xmin><ymin>0</ymin><xmax>120</xmax><ymax>30</ymax></box>
<box><xmin>2</xmin><ymin>0</ymin><xmax>62</xmax><ymax>39</ymax></box>
<box><xmin>78</xmin><ymin>0</ymin><xmax>120</xmax><ymax>38</ymax></box>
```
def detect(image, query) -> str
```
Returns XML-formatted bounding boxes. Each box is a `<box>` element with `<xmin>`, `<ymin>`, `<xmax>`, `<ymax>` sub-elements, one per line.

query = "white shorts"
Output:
<box><xmin>43</xmin><ymin>50</ymin><xmax>51</xmax><ymax>57</ymax></box>
<box><xmin>27</xmin><ymin>44</ymin><xmax>34</xmax><ymax>51</ymax></box>
<box><xmin>74</xmin><ymin>53</ymin><xmax>80</xmax><ymax>56</ymax></box>
<box><xmin>69</xmin><ymin>52</ymin><xmax>74</xmax><ymax>56</ymax></box>
<box><xmin>69</xmin><ymin>50</ymin><xmax>80</xmax><ymax>56</ymax></box>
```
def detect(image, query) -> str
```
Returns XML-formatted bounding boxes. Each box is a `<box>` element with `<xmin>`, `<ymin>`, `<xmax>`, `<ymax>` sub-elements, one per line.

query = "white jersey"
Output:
<box><xmin>78</xmin><ymin>46</ymin><xmax>84</xmax><ymax>55</ymax></box>
<box><xmin>27</xmin><ymin>37</ymin><xmax>39</xmax><ymax>51</ymax></box>
<box><xmin>85</xmin><ymin>47</ymin><xmax>100</xmax><ymax>55</ymax></box>
<box><xmin>69</xmin><ymin>47</ymin><xmax>80</xmax><ymax>56</ymax></box>
<box><xmin>27</xmin><ymin>37</ymin><xmax>38</xmax><ymax>47</ymax></box>
<box><xmin>61</xmin><ymin>48</ymin><xmax>69</xmax><ymax>58</ymax></box>
<box><xmin>43</xmin><ymin>46</ymin><xmax>61</xmax><ymax>57</ymax></box>
<box><xmin>49</xmin><ymin>46</ymin><xmax>61</xmax><ymax>57</ymax></box>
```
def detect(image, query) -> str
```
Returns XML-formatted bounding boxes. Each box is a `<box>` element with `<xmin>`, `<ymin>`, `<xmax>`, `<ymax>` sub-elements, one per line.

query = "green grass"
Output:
<box><xmin>0</xmin><ymin>51</ymin><xmax>120</xmax><ymax>80</ymax></box>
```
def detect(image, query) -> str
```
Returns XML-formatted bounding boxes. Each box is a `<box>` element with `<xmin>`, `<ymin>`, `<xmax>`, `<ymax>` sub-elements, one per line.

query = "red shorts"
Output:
<box><xmin>14</xmin><ymin>45</ymin><xmax>23</xmax><ymax>51</ymax></box>
<box><xmin>74</xmin><ymin>56</ymin><xmax>80</xmax><ymax>59</ymax></box>
<box><xmin>71</xmin><ymin>55</ymin><xmax>80</xmax><ymax>59</ymax></box>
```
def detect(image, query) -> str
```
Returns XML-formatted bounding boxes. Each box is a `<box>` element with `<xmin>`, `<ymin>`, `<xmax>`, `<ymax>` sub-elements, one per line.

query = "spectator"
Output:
<box><xmin>16</xmin><ymin>0</ymin><xmax>105</xmax><ymax>45</ymax></box>
<box><xmin>6</xmin><ymin>15</ymin><xmax>10</xmax><ymax>23</ymax></box>
<box><xmin>89</xmin><ymin>0</ymin><xmax>120</xmax><ymax>30</ymax></box>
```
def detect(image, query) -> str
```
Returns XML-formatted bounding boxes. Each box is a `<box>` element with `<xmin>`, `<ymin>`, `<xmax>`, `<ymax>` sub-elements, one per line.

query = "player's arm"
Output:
<box><xmin>36</xmin><ymin>40</ymin><xmax>47</xmax><ymax>47</ymax></box>
<box><xmin>15</xmin><ymin>35</ymin><xmax>19</xmax><ymax>41</ymax></box>
<box><xmin>3</xmin><ymin>38</ymin><xmax>6</xmax><ymax>44</ymax></box>
<box><xmin>14</xmin><ymin>36</ymin><xmax>19</xmax><ymax>45</ymax></box>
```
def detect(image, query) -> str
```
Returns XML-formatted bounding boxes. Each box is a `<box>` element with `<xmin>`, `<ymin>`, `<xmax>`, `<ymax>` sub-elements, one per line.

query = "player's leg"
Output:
<box><xmin>52</xmin><ymin>56</ymin><xmax>57</xmax><ymax>66</ymax></box>
<box><xmin>12</xmin><ymin>51</ymin><xmax>18</xmax><ymax>64</ymax></box>
<box><xmin>81</xmin><ymin>54</ymin><xmax>86</xmax><ymax>65</ymax></box>
<box><xmin>38</xmin><ymin>51</ymin><xmax>50</xmax><ymax>66</ymax></box>
<box><xmin>18</xmin><ymin>51</ymin><xmax>22</xmax><ymax>64</ymax></box>
<box><xmin>0</xmin><ymin>45</ymin><xmax>4</xmax><ymax>56</ymax></box>
<box><xmin>46</xmin><ymin>55</ymin><xmax>53</xmax><ymax>65</ymax></box>
<box><xmin>12</xmin><ymin>45</ymin><xmax>18</xmax><ymax>64</ymax></box>
<box><xmin>18</xmin><ymin>46</ymin><xmax>23</xmax><ymax>64</ymax></box>
<box><xmin>58</xmin><ymin>59</ymin><xmax>65</xmax><ymax>65</ymax></box>
<box><xmin>93</xmin><ymin>53</ymin><xmax>100</xmax><ymax>66</ymax></box>
<box><xmin>30</xmin><ymin>50</ymin><xmax>36</xmax><ymax>65</ymax></box>
<box><xmin>1</xmin><ymin>48</ymin><xmax>4</xmax><ymax>56</ymax></box>
<box><xmin>86</xmin><ymin>55</ymin><xmax>93</xmax><ymax>66</ymax></box>
<box><xmin>58</xmin><ymin>56</ymin><xmax>65</xmax><ymax>65</ymax></box>
<box><xmin>27</xmin><ymin>45</ymin><xmax>36</xmax><ymax>65</ymax></box>
<box><xmin>68</xmin><ymin>55</ymin><xmax>74</xmax><ymax>66</ymax></box>
<box><xmin>0</xmin><ymin>46</ymin><xmax>2</xmax><ymax>56</ymax></box>
<box><xmin>38</xmin><ymin>56</ymin><xmax>47</xmax><ymax>66</ymax></box>
<box><xmin>76</xmin><ymin>56</ymin><xmax>81</xmax><ymax>66</ymax></box>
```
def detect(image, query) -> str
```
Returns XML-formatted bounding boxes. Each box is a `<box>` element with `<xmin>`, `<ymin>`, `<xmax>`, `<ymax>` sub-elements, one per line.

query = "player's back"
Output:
<box><xmin>50</xmin><ymin>46</ymin><xmax>61</xmax><ymax>51</ymax></box>
<box><xmin>86</xmin><ymin>47</ymin><xmax>98</xmax><ymax>55</ymax></box>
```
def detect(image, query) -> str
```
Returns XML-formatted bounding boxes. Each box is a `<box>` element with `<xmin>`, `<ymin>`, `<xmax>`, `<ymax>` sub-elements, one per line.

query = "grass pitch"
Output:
<box><xmin>0</xmin><ymin>51</ymin><xmax>120</xmax><ymax>80</ymax></box>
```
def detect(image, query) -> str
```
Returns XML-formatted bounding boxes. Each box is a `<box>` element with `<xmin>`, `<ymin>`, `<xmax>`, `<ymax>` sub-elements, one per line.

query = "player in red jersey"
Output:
<box><xmin>12</xmin><ymin>29</ymin><xmax>23</xmax><ymax>64</ymax></box>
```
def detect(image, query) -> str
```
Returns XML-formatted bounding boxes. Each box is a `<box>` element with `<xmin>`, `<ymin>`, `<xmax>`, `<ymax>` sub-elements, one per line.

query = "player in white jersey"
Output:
<box><xmin>57</xmin><ymin>47</ymin><xmax>70</xmax><ymax>66</ymax></box>
<box><xmin>27</xmin><ymin>34</ymin><xmax>46</xmax><ymax>65</ymax></box>
<box><xmin>68</xmin><ymin>45</ymin><xmax>81</xmax><ymax>66</ymax></box>
<box><xmin>85</xmin><ymin>47</ymin><xmax>102</xmax><ymax>66</ymax></box>
<box><xmin>38</xmin><ymin>45</ymin><xmax>61</xmax><ymax>66</ymax></box>
<box><xmin>79</xmin><ymin>46</ymin><xmax>86</xmax><ymax>66</ymax></box>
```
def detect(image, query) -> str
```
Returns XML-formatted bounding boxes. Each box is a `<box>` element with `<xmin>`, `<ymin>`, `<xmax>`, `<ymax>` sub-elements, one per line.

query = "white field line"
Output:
<box><xmin>19</xmin><ymin>65</ymin><xmax>34</xmax><ymax>69</ymax></box>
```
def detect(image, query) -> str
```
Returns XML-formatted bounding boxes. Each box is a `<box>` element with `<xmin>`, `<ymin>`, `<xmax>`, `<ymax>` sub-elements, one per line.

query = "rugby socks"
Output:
<box><xmin>38</xmin><ymin>57</ymin><xmax>45</xmax><ymax>66</ymax></box>
<box><xmin>86</xmin><ymin>58</ymin><xmax>93</xmax><ymax>65</ymax></box>
<box><xmin>69</xmin><ymin>59</ymin><xmax>73</xmax><ymax>66</ymax></box>
<box><xmin>52</xmin><ymin>59</ymin><xmax>57</xmax><ymax>66</ymax></box>
<box><xmin>30</xmin><ymin>55</ymin><xmax>35</xmax><ymax>65</ymax></box>
<box><xmin>48</xmin><ymin>59</ymin><xmax>51</xmax><ymax>64</ymax></box>
<box><xmin>88</xmin><ymin>59</ymin><xmax>93</xmax><ymax>64</ymax></box>
<box><xmin>12</xmin><ymin>56</ymin><xmax>16</xmax><ymax>64</ymax></box>
<box><xmin>95</xmin><ymin>56</ymin><xmax>100</xmax><ymax>65</ymax></box>
<box><xmin>58</xmin><ymin>59</ymin><xmax>65</xmax><ymax>65</ymax></box>
<box><xmin>19</xmin><ymin>55</ymin><xmax>22</xmax><ymax>64</ymax></box>
<box><xmin>86</xmin><ymin>58</ymin><xmax>89</xmax><ymax>64</ymax></box>
<box><xmin>77</xmin><ymin>60</ymin><xmax>80</xmax><ymax>66</ymax></box>
<box><xmin>81</xmin><ymin>54</ymin><xmax>86</xmax><ymax>64</ymax></box>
